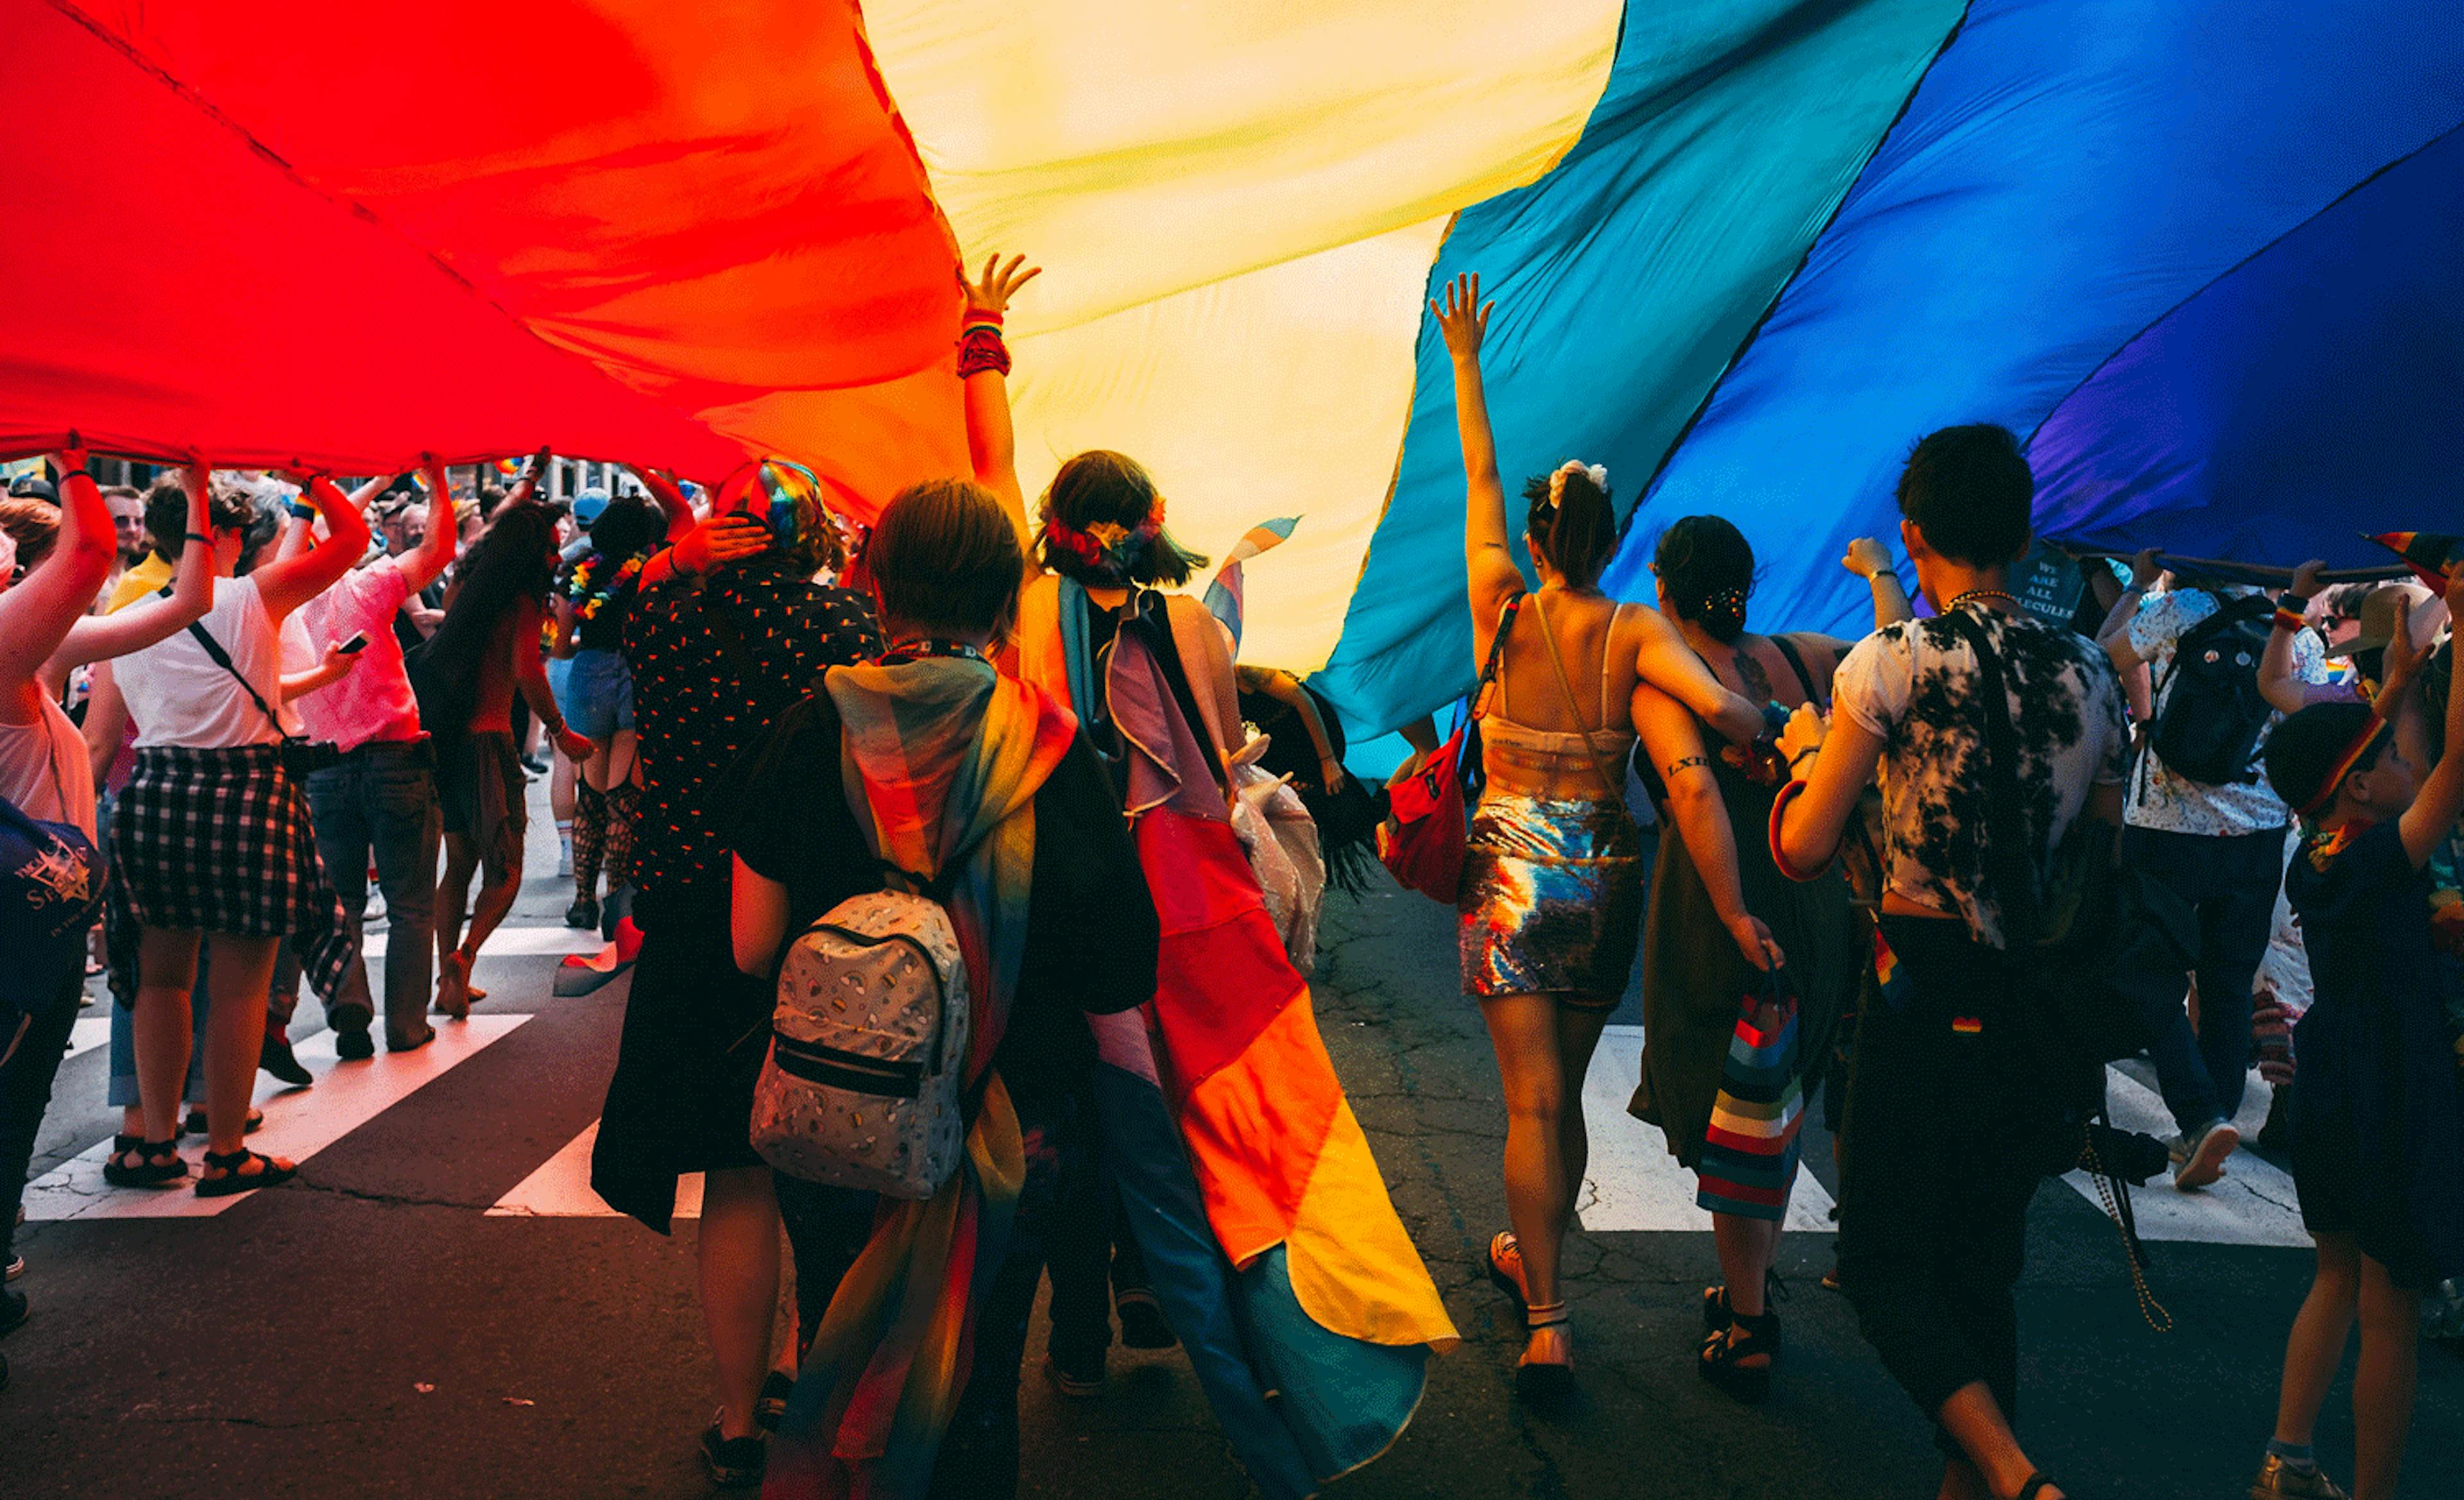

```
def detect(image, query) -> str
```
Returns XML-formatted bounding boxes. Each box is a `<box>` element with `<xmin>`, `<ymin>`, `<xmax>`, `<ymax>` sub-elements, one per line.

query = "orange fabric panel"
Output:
<box><xmin>1175</xmin><ymin>996</ymin><xmax>1342</xmax><ymax>1267</ymax></box>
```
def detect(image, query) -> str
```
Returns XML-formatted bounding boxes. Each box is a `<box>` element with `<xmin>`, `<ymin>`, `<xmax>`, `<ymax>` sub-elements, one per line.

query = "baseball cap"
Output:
<box><xmin>572</xmin><ymin>486</ymin><xmax>611</xmax><ymax>527</ymax></box>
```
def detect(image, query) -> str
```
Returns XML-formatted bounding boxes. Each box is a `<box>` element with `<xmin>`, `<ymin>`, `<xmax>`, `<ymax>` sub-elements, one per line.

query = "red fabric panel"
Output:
<box><xmin>5</xmin><ymin>1</ymin><xmax>961</xmax><ymax>486</ymax></box>
<box><xmin>1136</xmin><ymin>811</ymin><xmax>1306</xmax><ymax>1098</ymax></box>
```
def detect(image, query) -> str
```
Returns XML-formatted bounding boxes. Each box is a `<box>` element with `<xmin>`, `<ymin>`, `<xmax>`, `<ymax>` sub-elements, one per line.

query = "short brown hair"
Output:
<box><xmin>0</xmin><ymin>496</ymin><xmax>60</xmax><ymax>572</ymax></box>
<box><xmin>866</xmin><ymin>479</ymin><xmax>1023</xmax><ymax>636</ymax></box>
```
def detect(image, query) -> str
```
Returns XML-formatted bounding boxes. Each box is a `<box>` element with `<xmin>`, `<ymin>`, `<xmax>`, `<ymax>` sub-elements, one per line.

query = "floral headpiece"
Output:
<box><xmin>1042</xmin><ymin>496</ymin><xmax>1167</xmax><ymax>585</ymax></box>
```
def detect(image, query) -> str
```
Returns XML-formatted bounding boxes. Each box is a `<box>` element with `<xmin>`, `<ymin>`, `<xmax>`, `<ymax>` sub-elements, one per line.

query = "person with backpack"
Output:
<box><xmin>1776</xmin><ymin>424</ymin><xmax>2130</xmax><ymax>1500</ymax></box>
<box><xmin>727</xmin><ymin>476</ymin><xmax>1157</xmax><ymax>1499</ymax></box>
<box><xmin>2096</xmin><ymin>549</ymin><xmax>2330</xmax><ymax>1189</ymax></box>
<box><xmin>587</xmin><ymin>458</ymin><xmax>881</xmax><ymax>1488</ymax></box>
<box><xmin>2246</xmin><ymin>563</ymin><xmax>2463</xmax><ymax>1500</ymax></box>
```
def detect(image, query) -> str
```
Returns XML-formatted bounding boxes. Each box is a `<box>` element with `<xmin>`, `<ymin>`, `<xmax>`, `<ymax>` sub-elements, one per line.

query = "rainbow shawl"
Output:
<box><xmin>764</xmin><ymin>657</ymin><xmax>1076</xmax><ymax>1500</ymax></box>
<box><xmin>1040</xmin><ymin>587</ymin><xmax>1456</xmax><ymax>1497</ymax></box>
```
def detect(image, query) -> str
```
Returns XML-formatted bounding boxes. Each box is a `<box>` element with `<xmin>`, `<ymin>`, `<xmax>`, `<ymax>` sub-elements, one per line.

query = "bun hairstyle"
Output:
<box><xmin>1652</xmin><ymin>513</ymin><xmax>1756</xmax><ymax>643</ymax></box>
<box><xmin>1038</xmin><ymin>449</ymin><xmax>1208</xmax><ymax>589</ymax></box>
<box><xmin>1520</xmin><ymin>460</ymin><xmax>1615</xmax><ymax>588</ymax></box>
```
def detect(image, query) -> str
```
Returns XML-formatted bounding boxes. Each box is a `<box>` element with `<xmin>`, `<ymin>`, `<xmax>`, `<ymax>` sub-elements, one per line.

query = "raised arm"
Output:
<box><xmin>1433</xmin><ymin>273</ymin><xmax>1525</xmax><ymax>637</ymax></box>
<box><xmin>254</xmin><ymin>473</ymin><xmax>370</xmax><ymax>623</ymax></box>
<box><xmin>2398</xmin><ymin>565</ymin><xmax>2464</xmax><ymax>867</ymax></box>
<box><xmin>960</xmin><ymin>254</ymin><xmax>1042</xmax><ymax>566</ymax></box>
<box><xmin>397</xmin><ymin>458</ymin><xmax>459</xmax><ymax>595</ymax></box>
<box><xmin>509</xmin><ymin>595</ymin><xmax>594</xmax><ymax>762</ymax></box>
<box><xmin>631</xmin><ymin>466</ymin><xmax>696</xmax><ymax>538</ymax></box>
<box><xmin>2259</xmin><ymin>560</ymin><xmax>2350</xmax><ymax>714</ymax></box>
<box><xmin>49</xmin><ymin>458</ymin><xmax>216</xmax><ymax>669</ymax></box>
<box><xmin>2096</xmin><ymin>547</ymin><xmax>2163</xmax><ymax>669</ymax></box>
<box><xmin>1</xmin><ymin>439</ymin><xmax>119</xmax><ymax>692</ymax></box>
<box><xmin>1633</xmin><ymin>682</ymin><xmax>1779</xmax><ymax>968</ymax></box>
<box><xmin>1240</xmin><ymin>665</ymin><xmax>1351</xmax><ymax>793</ymax></box>
<box><xmin>1842</xmin><ymin>537</ymin><xmax>1915</xmax><ymax>630</ymax></box>
<box><xmin>1774</xmin><ymin>703</ymin><xmax>1888</xmax><ymax>879</ymax></box>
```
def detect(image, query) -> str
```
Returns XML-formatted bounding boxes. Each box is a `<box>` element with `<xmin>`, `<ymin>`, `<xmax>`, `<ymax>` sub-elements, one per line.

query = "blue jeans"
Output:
<box><xmin>307</xmin><ymin>740</ymin><xmax>441</xmax><ymax>1047</ymax></box>
<box><xmin>2121</xmin><ymin>824</ymin><xmax>2283</xmax><ymax>1134</ymax></box>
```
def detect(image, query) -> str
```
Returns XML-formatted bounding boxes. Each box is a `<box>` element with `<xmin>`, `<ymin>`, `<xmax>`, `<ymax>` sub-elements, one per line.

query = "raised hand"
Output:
<box><xmin>1430</xmin><ymin>273</ymin><xmax>1491</xmax><ymax>362</ymax></box>
<box><xmin>964</xmin><ymin>253</ymin><xmax>1041</xmax><ymax>320</ymax></box>
<box><xmin>1844</xmin><ymin>537</ymin><xmax>1893</xmax><ymax>582</ymax></box>
<box><xmin>2128</xmin><ymin>546</ymin><xmax>2163</xmax><ymax>591</ymax></box>
<box><xmin>422</xmin><ymin>454</ymin><xmax>450</xmax><ymax>499</ymax></box>
<box><xmin>50</xmin><ymin>431</ymin><xmax>88</xmax><ymax>480</ymax></box>
<box><xmin>2288</xmin><ymin>558</ymin><xmax>2327</xmax><ymax>602</ymax></box>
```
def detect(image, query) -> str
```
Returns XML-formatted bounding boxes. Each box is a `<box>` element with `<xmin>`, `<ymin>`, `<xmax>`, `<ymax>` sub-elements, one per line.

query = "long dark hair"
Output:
<box><xmin>421</xmin><ymin>501</ymin><xmax>558</xmax><ymax>687</ymax></box>
<box><xmin>1037</xmin><ymin>450</ymin><xmax>1208</xmax><ymax>589</ymax></box>
<box><xmin>1652</xmin><ymin>514</ymin><xmax>1756</xmax><ymax>643</ymax></box>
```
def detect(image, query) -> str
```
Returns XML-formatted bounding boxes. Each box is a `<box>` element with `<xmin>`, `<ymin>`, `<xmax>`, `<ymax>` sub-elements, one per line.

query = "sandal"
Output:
<box><xmin>182</xmin><ymin>1107</ymin><xmax>264</xmax><ymax>1138</ymax></box>
<box><xmin>100</xmin><ymin>1136</ymin><xmax>187</xmax><ymax>1189</ymax></box>
<box><xmin>1514</xmin><ymin>1302</ymin><xmax>1575</xmax><ymax>1403</ymax></box>
<box><xmin>1485</xmin><ymin>1230</ymin><xmax>1528</xmax><ymax>1315</ymax></box>
<box><xmin>2010</xmin><ymin>1477</ymin><xmax>2057</xmax><ymax>1500</ymax></box>
<box><xmin>195</xmin><ymin>1148</ymin><xmax>298</xmax><ymax>1198</ymax></box>
<box><xmin>1697</xmin><ymin>1307</ymin><xmax>1779</xmax><ymax>1404</ymax></box>
<box><xmin>1703</xmin><ymin>1268</ymin><xmax>1789</xmax><ymax>1334</ymax></box>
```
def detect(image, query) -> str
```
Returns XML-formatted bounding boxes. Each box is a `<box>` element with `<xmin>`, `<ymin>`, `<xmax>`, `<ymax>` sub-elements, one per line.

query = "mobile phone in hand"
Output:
<box><xmin>338</xmin><ymin>632</ymin><xmax>371</xmax><ymax>655</ymax></box>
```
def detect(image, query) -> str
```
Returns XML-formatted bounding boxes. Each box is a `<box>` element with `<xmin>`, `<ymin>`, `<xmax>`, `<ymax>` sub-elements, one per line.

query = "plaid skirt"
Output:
<box><xmin>105</xmin><ymin>743</ymin><xmax>357</xmax><ymax>1005</ymax></box>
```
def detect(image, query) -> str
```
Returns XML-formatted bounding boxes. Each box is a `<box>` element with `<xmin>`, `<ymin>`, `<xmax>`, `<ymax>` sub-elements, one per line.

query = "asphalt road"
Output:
<box><xmin>5</xmin><ymin>799</ymin><xmax>2460</xmax><ymax>1499</ymax></box>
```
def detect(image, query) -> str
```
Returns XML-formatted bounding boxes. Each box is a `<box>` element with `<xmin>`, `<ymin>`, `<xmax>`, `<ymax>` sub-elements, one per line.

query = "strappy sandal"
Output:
<box><xmin>182</xmin><ymin>1107</ymin><xmax>263</xmax><ymax>1138</ymax></box>
<box><xmin>100</xmin><ymin>1136</ymin><xmax>187</xmax><ymax>1189</ymax></box>
<box><xmin>195</xmin><ymin>1148</ymin><xmax>298</xmax><ymax>1198</ymax></box>
<box><xmin>1703</xmin><ymin>1267</ymin><xmax>1788</xmax><ymax>1334</ymax></box>
<box><xmin>1697</xmin><ymin>1306</ymin><xmax>1779</xmax><ymax>1404</ymax></box>
<box><xmin>1485</xmin><ymin>1230</ymin><xmax>1528</xmax><ymax>1314</ymax></box>
<box><xmin>1514</xmin><ymin>1302</ymin><xmax>1575</xmax><ymax>1402</ymax></box>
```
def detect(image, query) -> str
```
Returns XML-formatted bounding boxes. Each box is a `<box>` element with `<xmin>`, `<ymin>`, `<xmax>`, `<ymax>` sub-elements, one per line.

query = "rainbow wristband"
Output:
<box><xmin>2272</xmin><ymin>607</ymin><xmax>2307</xmax><ymax>634</ymax></box>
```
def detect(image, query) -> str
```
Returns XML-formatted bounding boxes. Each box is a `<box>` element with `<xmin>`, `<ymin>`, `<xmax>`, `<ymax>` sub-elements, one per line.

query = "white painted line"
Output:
<box><xmin>1579</xmin><ymin>1026</ymin><xmax>1836</xmax><ymax>1234</ymax></box>
<box><xmin>487</xmin><ymin>1119</ymin><xmax>701</xmax><ymax>1219</ymax></box>
<box><xmin>24</xmin><ymin>1014</ymin><xmax>530</xmax><ymax>1221</ymax></box>
<box><xmin>2062</xmin><ymin>1065</ymin><xmax>2308</xmax><ymax>1246</ymax></box>
<box><xmin>66</xmin><ymin>1016</ymin><xmax>110</xmax><ymax>1060</ymax></box>
<box><xmin>363</xmin><ymin>925</ymin><xmax>601</xmax><ymax>959</ymax></box>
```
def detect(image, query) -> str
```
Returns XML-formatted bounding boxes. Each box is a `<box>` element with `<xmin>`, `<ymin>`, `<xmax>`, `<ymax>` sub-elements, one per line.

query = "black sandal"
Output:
<box><xmin>2012</xmin><ymin>1476</ymin><xmax>2056</xmax><ymax>1500</ymax></box>
<box><xmin>1514</xmin><ymin>1302</ymin><xmax>1575</xmax><ymax>1403</ymax></box>
<box><xmin>1697</xmin><ymin>1307</ymin><xmax>1779</xmax><ymax>1404</ymax></box>
<box><xmin>195</xmin><ymin>1148</ymin><xmax>297</xmax><ymax>1198</ymax></box>
<box><xmin>182</xmin><ymin>1107</ymin><xmax>264</xmax><ymax>1138</ymax></box>
<box><xmin>101</xmin><ymin>1136</ymin><xmax>187</xmax><ymax>1189</ymax></box>
<box><xmin>1702</xmin><ymin>1268</ymin><xmax>1788</xmax><ymax>1334</ymax></box>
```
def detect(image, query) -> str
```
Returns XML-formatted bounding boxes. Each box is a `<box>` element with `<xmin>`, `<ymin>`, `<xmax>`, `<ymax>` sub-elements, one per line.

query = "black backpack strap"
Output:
<box><xmin>1939</xmin><ymin>608</ymin><xmax>2042</xmax><ymax>949</ymax></box>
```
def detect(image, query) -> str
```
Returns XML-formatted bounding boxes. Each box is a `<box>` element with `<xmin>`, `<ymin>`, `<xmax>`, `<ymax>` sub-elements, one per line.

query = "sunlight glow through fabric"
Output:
<box><xmin>8</xmin><ymin>1</ymin><xmax>2458</xmax><ymax>754</ymax></box>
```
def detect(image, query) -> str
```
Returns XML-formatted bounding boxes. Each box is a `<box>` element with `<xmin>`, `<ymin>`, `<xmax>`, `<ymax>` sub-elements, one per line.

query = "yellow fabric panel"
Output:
<box><xmin>1284</xmin><ymin>1098</ymin><xmax>1462</xmax><ymax>1351</ymax></box>
<box><xmin>862</xmin><ymin>0</ymin><xmax>1621</xmax><ymax>672</ymax></box>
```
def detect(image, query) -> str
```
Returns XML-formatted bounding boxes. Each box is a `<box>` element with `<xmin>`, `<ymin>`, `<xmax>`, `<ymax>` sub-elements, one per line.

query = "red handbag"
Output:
<box><xmin>1377</xmin><ymin>595</ymin><xmax>1521</xmax><ymax>902</ymax></box>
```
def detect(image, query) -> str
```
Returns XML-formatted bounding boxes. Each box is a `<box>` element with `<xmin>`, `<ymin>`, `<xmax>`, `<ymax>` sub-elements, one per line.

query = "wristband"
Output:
<box><xmin>957</xmin><ymin>323</ymin><xmax>1011</xmax><ymax>378</ymax></box>
<box><xmin>1790</xmin><ymin>745</ymin><xmax>1820</xmax><ymax>770</ymax></box>
<box><xmin>2271</xmin><ymin>606</ymin><xmax>2306</xmax><ymax>634</ymax></box>
<box><xmin>287</xmin><ymin>502</ymin><xmax>316</xmax><ymax>521</ymax></box>
<box><xmin>184</xmin><ymin>531</ymin><xmax>214</xmax><ymax>546</ymax></box>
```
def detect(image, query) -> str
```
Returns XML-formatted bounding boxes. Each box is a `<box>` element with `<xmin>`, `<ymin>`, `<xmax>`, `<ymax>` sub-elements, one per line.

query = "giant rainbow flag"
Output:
<box><xmin>7</xmin><ymin>1</ymin><xmax>2459</xmax><ymax>754</ymax></box>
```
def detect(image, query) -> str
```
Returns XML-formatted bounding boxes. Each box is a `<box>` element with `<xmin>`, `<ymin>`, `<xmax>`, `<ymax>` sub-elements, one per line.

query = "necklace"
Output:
<box><xmin>880</xmin><ymin>638</ymin><xmax>986</xmax><ymax>665</ymax></box>
<box><xmin>1947</xmin><ymin>588</ymin><xmax>2020</xmax><ymax>613</ymax></box>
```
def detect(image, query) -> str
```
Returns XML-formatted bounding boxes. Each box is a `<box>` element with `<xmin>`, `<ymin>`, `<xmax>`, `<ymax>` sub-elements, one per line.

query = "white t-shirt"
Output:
<box><xmin>117</xmin><ymin>576</ymin><xmax>286</xmax><ymax>750</ymax></box>
<box><xmin>2123</xmin><ymin>586</ymin><xmax>2326</xmax><ymax>837</ymax></box>
<box><xmin>1834</xmin><ymin>606</ymin><xmax>2130</xmax><ymax>948</ymax></box>
<box><xmin>0</xmin><ymin>693</ymin><xmax>97</xmax><ymax>840</ymax></box>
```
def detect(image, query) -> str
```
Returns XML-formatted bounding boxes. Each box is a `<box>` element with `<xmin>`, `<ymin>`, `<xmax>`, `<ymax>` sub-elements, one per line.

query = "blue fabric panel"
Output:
<box><xmin>2030</xmin><ymin>125</ymin><xmax>2464</xmax><ymax>568</ymax></box>
<box><xmin>1606</xmin><ymin>1</ymin><xmax>2464</xmax><ymax>639</ymax></box>
<box><xmin>1313</xmin><ymin>0</ymin><xmax>1966</xmax><ymax>735</ymax></box>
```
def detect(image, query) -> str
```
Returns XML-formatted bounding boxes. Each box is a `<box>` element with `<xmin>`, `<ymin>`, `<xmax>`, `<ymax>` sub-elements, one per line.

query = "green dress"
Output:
<box><xmin>1628</xmin><ymin>668</ymin><xmax>1856</xmax><ymax>1171</ymax></box>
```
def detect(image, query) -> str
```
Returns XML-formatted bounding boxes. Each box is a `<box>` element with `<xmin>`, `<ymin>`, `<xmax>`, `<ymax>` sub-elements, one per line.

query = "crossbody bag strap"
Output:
<box><xmin>1768</xmin><ymin>634</ymin><xmax>1823</xmax><ymax>707</ymax></box>
<box><xmin>1469</xmin><ymin>592</ymin><xmax>1523</xmax><ymax>723</ymax></box>
<box><xmin>170</xmin><ymin>590</ymin><xmax>289</xmax><ymax>741</ymax></box>
<box><xmin>1527</xmin><ymin>592</ymin><xmax>1627</xmax><ymax>791</ymax></box>
<box><xmin>1940</xmin><ymin>608</ymin><xmax>2041</xmax><ymax>947</ymax></box>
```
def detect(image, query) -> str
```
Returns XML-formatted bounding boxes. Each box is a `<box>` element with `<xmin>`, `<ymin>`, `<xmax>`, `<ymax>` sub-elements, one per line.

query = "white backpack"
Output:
<box><xmin>749</xmin><ymin>888</ymin><xmax>971</xmax><ymax>1199</ymax></box>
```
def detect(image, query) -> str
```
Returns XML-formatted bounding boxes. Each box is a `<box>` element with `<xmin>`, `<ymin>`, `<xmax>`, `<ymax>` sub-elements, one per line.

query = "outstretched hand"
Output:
<box><xmin>964</xmin><ymin>253</ymin><xmax>1041</xmax><ymax>320</ymax></box>
<box><xmin>1430</xmin><ymin>273</ymin><xmax>1491</xmax><ymax>362</ymax></box>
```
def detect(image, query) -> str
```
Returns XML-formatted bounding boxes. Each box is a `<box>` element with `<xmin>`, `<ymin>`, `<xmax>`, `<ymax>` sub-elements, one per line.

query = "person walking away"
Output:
<box><xmin>109</xmin><ymin>467</ymin><xmax>372</xmax><ymax>1194</ymax></box>
<box><xmin>294</xmin><ymin>459</ymin><xmax>463</xmax><ymax>1056</ymax></box>
<box><xmin>552</xmin><ymin>490</ymin><xmax>663</xmax><ymax>931</ymax></box>
<box><xmin>2244</xmin><ymin>565</ymin><xmax>2462</xmax><ymax>1500</ymax></box>
<box><xmin>589</xmin><ymin>458</ymin><xmax>881</xmax><ymax>1487</ymax></box>
<box><xmin>0</xmin><ymin>441</ymin><xmax>127</xmax><ymax>1323</ymax></box>
<box><xmin>1626</xmin><ymin>514</ymin><xmax>1867</xmax><ymax>1401</ymax></box>
<box><xmin>729</xmin><ymin>477</ymin><xmax>1158</xmax><ymax>1499</ymax></box>
<box><xmin>1777</xmin><ymin>424</ymin><xmax>2129</xmax><ymax>1500</ymax></box>
<box><xmin>415</xmin><ymin>501</ymin><xmax>593</xmax><ymax>1017</ymax></box>
<box><xmin>1430</xmin><ymin>273</ymin><xmax>1768</xmax><ymax>1397</ymax></box>
<box><xmin>2096</xmin><ymin>549</ymin><xmax>2330</xmax><ymax>1188</ymax></box>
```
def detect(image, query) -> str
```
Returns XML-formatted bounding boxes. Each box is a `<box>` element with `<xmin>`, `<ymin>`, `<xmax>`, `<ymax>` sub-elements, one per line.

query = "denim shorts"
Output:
<box><xmin>555</xmin><ymin>648</ymin><xmax>634</xmax><ymax>740</ymax></box>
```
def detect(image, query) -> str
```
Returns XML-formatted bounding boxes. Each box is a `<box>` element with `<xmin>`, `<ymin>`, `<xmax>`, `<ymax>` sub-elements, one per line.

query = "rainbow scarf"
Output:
<box><xmin>764</xmin><ymin>657</ymin><xmax>1076</xmax><ymax>1500</ymax></box>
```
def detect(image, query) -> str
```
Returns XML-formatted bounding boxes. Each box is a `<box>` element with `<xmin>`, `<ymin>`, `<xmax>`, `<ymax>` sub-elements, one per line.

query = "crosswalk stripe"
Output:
<box><xmin>1579</xmin><ymin>1026</ymin><xmax>1838</xmax><ymax>1234</ymax></box>
<box><xmin>363</xmin><ymin>926</ymin><xmax>603</xmax><ymax>959</ymax></box>
<box><xmin>487</xmin><ymin>1119</ymin><xmax>703</xmax><ymax>1219</ymax></box>
<box><xmin>66</xmin><ymin>1015</ymin><xmax>110</xmax><ymax>1060</ymax></box>
<box><xmin>2060</xmin><ymin>1065</ymin><xmax>2307</xmax><ymax>1246</ymax></box>
<box><xmin>24</xmin><ymin>1014</ymin><xmax>530</xmax><ymax>1221</ymax></box>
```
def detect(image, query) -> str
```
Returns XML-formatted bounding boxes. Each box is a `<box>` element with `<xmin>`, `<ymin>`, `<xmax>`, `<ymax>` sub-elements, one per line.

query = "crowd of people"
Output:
<box><xmin>1</xmin><ymin>255</ymin><xmax>2458</xmax><ymax>1500</ymax></box>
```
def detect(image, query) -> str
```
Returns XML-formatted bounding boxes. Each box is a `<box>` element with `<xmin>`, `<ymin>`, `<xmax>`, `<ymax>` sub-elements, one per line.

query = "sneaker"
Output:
<box><xmin>259</xmin><ymin>1031</ymin><xmax>314</xmax><ymax>1088</ymax></box>
<box><xmin>334</xmin><ymin>1026</ymin><xmax>377</xmax><ymax>1062</ymax></box>
<box><xmin>2248</xmin><ymin>1453</ymin><xmax>2349</xmax><ymax>1498</ymax></box>
<box><xmin>1116</xmin><ymin>1289</ymin><xmax>1178</xmax><ymax>1350</ymax></box>
<box><xmin>2175</xmin><ymin>1118</ymin><xmax>2239</xmax><ymax>1191</ymax></box>
<box><xmin>699</xmin><ymin>1422</ymin><xmax>766</xmax><ymax>1488</ymax></box>
<box><xmin>1043</xmin><ymin>1349</ymin><xmax>1104</xmax><ymax>1399</ymax></box>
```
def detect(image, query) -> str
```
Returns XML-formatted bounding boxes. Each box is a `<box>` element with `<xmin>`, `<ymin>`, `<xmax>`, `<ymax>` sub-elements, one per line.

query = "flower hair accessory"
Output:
<box><xmin>1546</xmin><ymin>460</ymin><xmax>1609</xmax><ymax>507</ymax></box>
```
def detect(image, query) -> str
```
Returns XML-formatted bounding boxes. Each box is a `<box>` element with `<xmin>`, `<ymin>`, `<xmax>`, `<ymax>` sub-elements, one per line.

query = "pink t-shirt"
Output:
<box><xmin>296</xmin><ymin>558</ymin><xmax>422</xmax><ymax>751</ymax></box>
